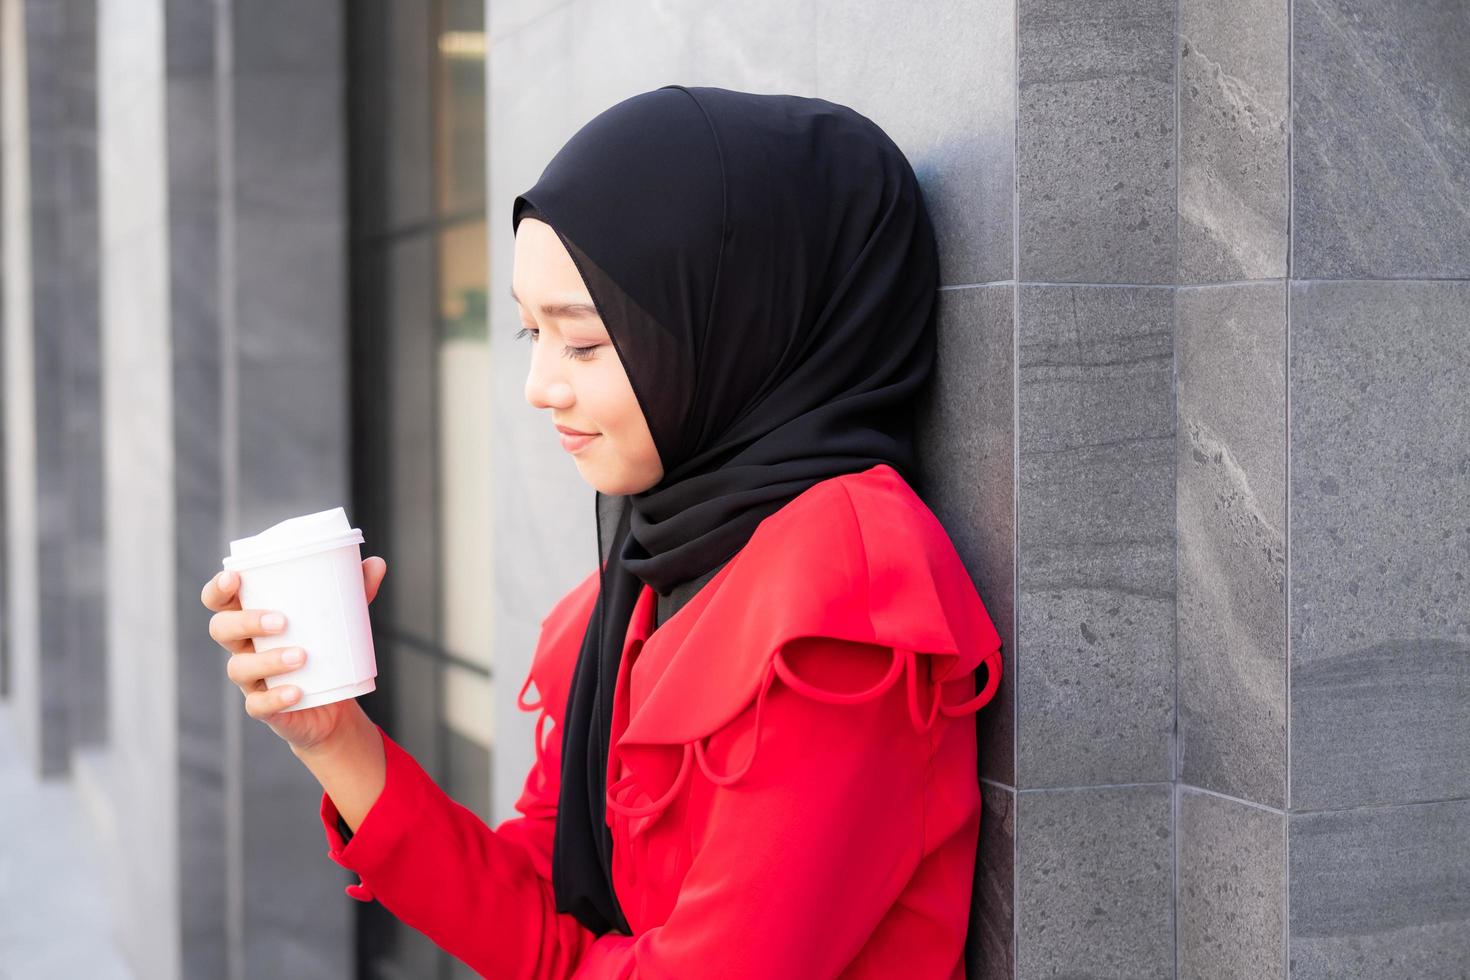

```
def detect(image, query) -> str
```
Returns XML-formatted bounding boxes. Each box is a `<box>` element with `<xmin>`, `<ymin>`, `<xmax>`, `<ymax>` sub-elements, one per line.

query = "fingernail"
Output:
<box><xmin>261</xmin><ymin>612</ymin><xmax>285</xmax><ymax>631</ymax></box>
<box><xmin>218</xmin><ymin>570</ymin><xmax>235</xmax><ymax>590</ymax></box>
<box><xmin>282</xmin><ymin>648</ymin><xmax>303</xmax><ymax>665</ymax></box>
<box><xmin>281</xmin><ymin>686</ymin><xmax>300</xmax><ymax>703</ymax></box>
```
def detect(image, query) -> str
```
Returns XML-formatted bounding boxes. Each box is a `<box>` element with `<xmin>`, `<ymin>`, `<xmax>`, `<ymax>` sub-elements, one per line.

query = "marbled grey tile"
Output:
<box><xmin>234</xmin><ymin>359</ymin><xmax>351</xmax><ymax>535</ymax></box>
<box><xmin>165</xmin><ymin>0</ymin><xmax>213</xmax><ymax>75</ymax></box>
<box><xmin>915</xmin><ymin>285</ymin><xmax>1016</xmax><ymax>787</ymax></box>
<box><xmin>165</xmin><ymin>75</ymin><xmax>219</xmax><ymax>215</ymax></box>
<box><xmin>1177</xmin><ymin>0</ymin><xmax>1288</xmax><ymax>283</ymax></box>
<box><xmin>230</xmin><ymin>0</ymin><xmax>343</xmax><ymax>77</ymax></box>
<box><xmin>1017</xmin><ymin>285</ymin><xmax>1175</xmax><ymax>787</ymax></box>
<box><xmin>234</xmin><ymin>210</ymin><xmax>346</xmax><ymax>368</ymax></box>
<box><xmin>1016</xmin><ymin>784</ymin><xmax>1174</xmax><ymax>980</ymax></box>
<box><xmin>1293</xmin><ymin>0</ymin><xmax>1470</xmax><ymax>279</ymax></box>
<box><xmin>969</xmin><ymin>780</ymin><xmax>1015</xmax><ymax>980</ymax></box>
<box><xmin>1289</xmin><ymin>280</ymin><xmax>1470</xmax><ymax>810</ymax></box>
<box><xmin>1289</xmin><ymin>798</ymin><xmax>1470</xmax><ymax>980</ymax></box>
<box><xmin>817</xmin><ymin>0</ymin><xmax>1014</xmax><ymax>286</ymax></box>
<box><xmin>1177</xmin><ymin>283</ymin><xmax>1287</xmax><ymax>807</ymax></box>
<box><xmin>1178</xmin><ymin>789</ymin><xmax>1286</xmax><ymax>979</ymax></box>
<box><xmin>1018</xmin><ymin>0</ymin><xmax>1176</xmax><ymax>284</ymax></box>
<box><xmin>231</xmin><ymin>74</ymin><xmax>344</xmax><ymax>224</ymax></box>
<box><xmin>237</xmin><ymin>708</ymin><xmax>352</xmax><ymax>980</ymax></box>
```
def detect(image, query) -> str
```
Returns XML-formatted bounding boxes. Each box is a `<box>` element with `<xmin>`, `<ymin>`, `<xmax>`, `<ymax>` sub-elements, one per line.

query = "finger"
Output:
<box><xmin>201</xmin><ymin>569</ymin><xmax>241</xmax><ymax>612</ymax></box>
<box><xmin>208</xmin><ymin>607</ymin><xmax>289</xmax><ymax>649</ymax></box>
<box><xmin>244</xmin><ymin>683</ymin><xmax>301</xmax><ymax>720</ymax></box>
<box><xmin>227</xmin><ymin>646</ymin><xmax>306</xmax><ymax>688</ymax></box>
<box><xmin>362</xmin><ymin>556</ymin><xmax>387</xmax><ymax>605</ymax></box>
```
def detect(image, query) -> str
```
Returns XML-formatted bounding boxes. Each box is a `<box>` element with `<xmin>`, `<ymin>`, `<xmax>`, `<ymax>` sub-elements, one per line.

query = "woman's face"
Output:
<box><xmin>513</xmin><ymin>217</ymin><xmax>664</xmax><ymax>495</ymax></box>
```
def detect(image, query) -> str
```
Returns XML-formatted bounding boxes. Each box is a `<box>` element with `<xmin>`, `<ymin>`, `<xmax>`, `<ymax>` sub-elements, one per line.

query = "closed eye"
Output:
<box><xmin>514</xmin><ymin>326</ymin><xmax>602</xmax><ymax>361</ymax></box>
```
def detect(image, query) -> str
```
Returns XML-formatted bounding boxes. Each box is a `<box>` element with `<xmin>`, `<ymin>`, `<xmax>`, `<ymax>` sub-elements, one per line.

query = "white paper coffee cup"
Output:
<box><xmin>221</xmin><ymin>507</ymin><xmax>378</xmax><ymax>711</ymax></box>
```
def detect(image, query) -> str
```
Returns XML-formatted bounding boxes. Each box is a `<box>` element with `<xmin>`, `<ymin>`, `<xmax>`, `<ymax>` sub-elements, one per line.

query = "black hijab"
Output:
<box><xmin>510</xmin><ymin>84</ymin><xmax>940</xmax><ymax>937</ymax></box>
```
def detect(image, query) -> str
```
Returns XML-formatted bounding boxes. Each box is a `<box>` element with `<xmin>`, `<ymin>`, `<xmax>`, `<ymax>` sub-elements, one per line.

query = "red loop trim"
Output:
<box><xmin>606</xmin><ymin>743</ymin><xmax>694</xmax><ymax>819</ymax></box>
<box><xmin>693</xmin><ymin>661</ymin><xmax>778</xmax><ymax>786</ymax></box>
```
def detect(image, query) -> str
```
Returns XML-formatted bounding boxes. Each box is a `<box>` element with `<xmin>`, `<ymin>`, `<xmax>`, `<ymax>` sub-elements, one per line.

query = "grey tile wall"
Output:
<box><xmin>1173</xmin><ymin>0</ymin><xmax>1470</xmax><ymax>976</ymax></box>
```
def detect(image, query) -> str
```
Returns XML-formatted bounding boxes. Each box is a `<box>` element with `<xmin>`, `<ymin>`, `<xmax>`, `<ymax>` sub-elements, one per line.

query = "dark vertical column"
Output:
<box><xmin>166</xmin><ymin>1</ymin><xmax>229</xmax><ymax>975</ymax></box>
<box><xmin>56</xmin><ymin>0</ymin><xmax>104</xmax><ymax>750</ymax></box>
<box><xmin>0</xmin><ymin>0</ymin><xmax>100</xmax><ymax>776</ymax></box>
<box><xmin>220</xmin><ymin>2</ymin><xmax>354</xmax><ymax>978</ymax></box>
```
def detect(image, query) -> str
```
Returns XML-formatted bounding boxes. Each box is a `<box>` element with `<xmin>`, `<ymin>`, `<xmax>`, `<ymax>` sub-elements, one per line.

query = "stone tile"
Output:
<box><xmin>817</xmin><ymin>0</ymin><xmax>1014</xmax><ymax>286</ymax></box>
<box><xmin>236</xmin><ymin>709</ymin><xmax>352</xmax><ymax>980</ymax></box>
<box><xmin>1292</xmin><ymin>0</ymin><xmax>1470</xmax><ymax>279</ymax></box>
<box><xmin>1177</xmin><ymin>282</ymin><xmax>1287</xmax><ymax>806</ymax></box>
<box><xmin>1289</xmin><ymin>798</ymin><xmax>1470</xmax><ymax>979</ymax></box>
<box><xmin>1017</xmin><ymin>284</ymin><xmax>1175</xmax><ymax>787</ymax></box>
<box><xmin>1018</xmin><ymin>0</ymin><xmax>1176</xmax><ymax>284</ymax></box>
<box><xmin>234</xmin><ymin>358</ymin><xmax>350</xmax><ymax>534</ymax></box>
<box><xmin>164</xmin><ymin>0</ymin><xmax>213</xmax><ymax>75</ymax></box>
<box><xmin>1016</xmin><ymin>784</ymin><xmax>1174</xmax><ymax>980</ymax></box>
<box><xmin>231</xmin><ymin>74</ymin><xmax>344</xmax><ymax>224</ymax></box>
<box><xmin>968</xmin><ymin>780</ymin><xmax>1015</xmax><ymax>980</ymax></box>
<box><xmin>1178</xmin><ymin>789</ymin><xmax>1286</xmax><ymax>979</ymax></box>
<box><xmin>233</xmin><ymin>209</ymin><xmax>346</xmax><ymax>368</ymax></box>
<box><xmin>1177</xmin><ymin>0</ymin><xmax>1288</xmax><ymax>282</ymax></box>
<box><xmin>915</xmin><ymin>285</ymin><xmax>1016</xmax><ymax>787</ymax></box>
<box><xmin>1288</xmin><ymin>280</ymin><xmax>1470</xmax><ymax>810</ymax></box>
<box><xmin>164</xmin><ymin>75</ymin><xmax>218</xmax><ymax>214</ymax></box>
<box><xmin>230</xmin><ymin>0</ymin><xmax>343</xmax><ymax>77</ymax></box>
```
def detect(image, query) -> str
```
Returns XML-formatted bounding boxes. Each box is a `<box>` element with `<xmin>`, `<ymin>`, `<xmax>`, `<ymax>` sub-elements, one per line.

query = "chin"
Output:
<box><xmin>578</xmin><ymin>461</ymin><xmax>662</xmax><ymax>496</ymax></box>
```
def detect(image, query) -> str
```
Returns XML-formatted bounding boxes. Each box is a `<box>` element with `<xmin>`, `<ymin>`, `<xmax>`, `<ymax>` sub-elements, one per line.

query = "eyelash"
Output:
<box><xmin>514</xmin><ymin>326</ymin><xmax>600</xmax><ymax>361</ymax></box>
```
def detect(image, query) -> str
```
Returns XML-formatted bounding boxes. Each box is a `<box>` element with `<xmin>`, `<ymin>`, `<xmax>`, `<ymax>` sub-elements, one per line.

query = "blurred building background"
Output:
<box><xmin>1</xmin><ymin>1</ymin><xmax>1467</xmax><ymax>979</ymax></box>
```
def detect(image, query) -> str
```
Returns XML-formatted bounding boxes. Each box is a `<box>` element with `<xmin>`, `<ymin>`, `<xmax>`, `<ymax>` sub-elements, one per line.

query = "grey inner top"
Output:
<box><xmin>597</xmin><ymin>492</ymin><xmax>733</xmax><ymax>631</ymax></box>
<box><xmin>653</xmin><ymin>556</ymin><xmax>730</xmax><ymax>630</ymax></box>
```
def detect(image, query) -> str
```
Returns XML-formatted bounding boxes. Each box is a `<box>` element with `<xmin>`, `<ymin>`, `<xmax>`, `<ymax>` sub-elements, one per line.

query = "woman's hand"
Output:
<box><xmin>201</xmin><ymin>556</ymin><xmax>388</xmax><ymax>755</ymax></box>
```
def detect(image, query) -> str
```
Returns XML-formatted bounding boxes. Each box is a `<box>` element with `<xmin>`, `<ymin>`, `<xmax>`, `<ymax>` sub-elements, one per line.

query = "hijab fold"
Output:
<box><xmin>511</xmin><ymin>84</ymin><xmax>940</xmax><ymax>937</ymax></box>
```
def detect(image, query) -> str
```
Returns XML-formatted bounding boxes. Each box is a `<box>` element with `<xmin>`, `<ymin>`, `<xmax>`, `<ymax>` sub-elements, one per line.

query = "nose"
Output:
<box><xmin>524</xmin><ymin>340</ymin><xmax>574</xmax><ymax>411</ymax></box>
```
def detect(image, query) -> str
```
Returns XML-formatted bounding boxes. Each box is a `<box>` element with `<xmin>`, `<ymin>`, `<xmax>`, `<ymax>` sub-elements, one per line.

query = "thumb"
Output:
<box><xmin>362</xmin><ymin>555</ymin><xmax>388</xmax><ymax>605</ymax></box>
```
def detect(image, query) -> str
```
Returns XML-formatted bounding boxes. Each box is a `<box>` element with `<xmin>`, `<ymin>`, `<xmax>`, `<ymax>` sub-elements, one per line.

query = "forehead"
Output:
<box><xmin>511</xmin><ymin>219</ymin><xmax>600</xmax><ymax>319</ymax></box>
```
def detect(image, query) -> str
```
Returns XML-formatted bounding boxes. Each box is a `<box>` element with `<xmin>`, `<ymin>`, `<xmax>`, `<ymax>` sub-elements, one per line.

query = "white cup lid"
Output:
<box><xmin>224</xmin><ymin>507</ymin><xmax>363</xmax><ymax>569</ymax></box>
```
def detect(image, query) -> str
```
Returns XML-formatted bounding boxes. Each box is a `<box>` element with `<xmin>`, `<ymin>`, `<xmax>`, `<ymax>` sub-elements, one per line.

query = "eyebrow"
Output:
<box><xmin>509</xmin><ymin>286</ymin><xmax>601</xmax><ymax>320</ymax></box>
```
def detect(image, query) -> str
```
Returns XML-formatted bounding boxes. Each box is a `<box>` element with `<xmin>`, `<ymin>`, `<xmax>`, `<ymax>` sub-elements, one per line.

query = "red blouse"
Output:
<box><xmin>318</xmin><ymin>462</ymin><xmax>1003</xmax><ymax>978</ymax></box>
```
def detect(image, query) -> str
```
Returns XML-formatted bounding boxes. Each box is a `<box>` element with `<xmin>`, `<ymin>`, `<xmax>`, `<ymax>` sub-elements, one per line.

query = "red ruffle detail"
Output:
<box><xmin>514</xmin><ymin>464</ymin><xmax>1006</xmax><ymax>842</ymax></box>
<box><xmin>603</xmin><ymin>639</ymin><xmax>1000</xmax><ymax>835</ymax></box>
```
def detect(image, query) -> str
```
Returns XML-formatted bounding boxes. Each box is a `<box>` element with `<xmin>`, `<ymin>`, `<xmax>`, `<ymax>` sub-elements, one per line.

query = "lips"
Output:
<box><xmin>555</xmin><ymin>424</ymin><xmax>598</xmax><ymax>436</ymax></box>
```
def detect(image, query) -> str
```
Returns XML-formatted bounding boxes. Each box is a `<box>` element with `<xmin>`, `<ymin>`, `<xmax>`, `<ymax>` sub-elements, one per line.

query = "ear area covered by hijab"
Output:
<box><xmin>511</xmin><ymin>84</ymin><xmax>945</xmax><ymax>938</ymax></box>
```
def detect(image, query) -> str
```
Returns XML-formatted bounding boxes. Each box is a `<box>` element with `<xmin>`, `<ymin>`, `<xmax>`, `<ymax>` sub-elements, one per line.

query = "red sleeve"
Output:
<box><xmin>318</xmin><ymin>720</ymin><xmax>599</xmax><ymax>978</ymax></box>
<box><xmin>317</xmin><ymin>567</ymin><xmax>606</xmax><ymax>979</ymax></box>
<box><xmin>566</xmin><ymin>636</ymin><xmax>960</xmax><ymax>979</ymax></box>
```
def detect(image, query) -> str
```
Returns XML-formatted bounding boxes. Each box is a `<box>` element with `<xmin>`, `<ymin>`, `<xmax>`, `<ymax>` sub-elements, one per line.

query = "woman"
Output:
<box><xmin>201</xmin><ymin>84</ymin><xmax>1003</xmax><ymax>978</ymax></box>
